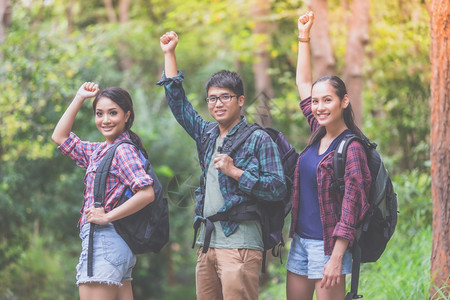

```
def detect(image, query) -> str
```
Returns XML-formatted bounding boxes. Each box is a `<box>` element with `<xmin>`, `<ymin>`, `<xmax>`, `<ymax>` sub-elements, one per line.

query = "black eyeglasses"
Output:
<box><xmin>205</xmin><ymin>94</ymin><xmax>237</xmax><ymax>104</ymax></box>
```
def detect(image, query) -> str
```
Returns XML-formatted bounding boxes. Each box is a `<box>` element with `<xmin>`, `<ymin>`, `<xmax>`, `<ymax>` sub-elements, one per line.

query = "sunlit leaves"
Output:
<box><xmin>0</xmin><ymin>0</ymin><xmax>433</xmax><ymax>298</ymax></box>
<box><xmin>363</xmin><ymin>0</ymin><xmax>430</xmax><ymax>172</ymax></box>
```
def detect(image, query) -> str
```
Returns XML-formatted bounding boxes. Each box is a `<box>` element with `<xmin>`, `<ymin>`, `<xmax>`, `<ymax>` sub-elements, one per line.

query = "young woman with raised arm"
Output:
<box><xmin>52</xmin><ymin>83</ymin><xmax>154</xmax><ymax>300</ymax></box>
<box><xmin>285</xmin><ymin>11</ymin><xmax>372</xmax><ymax>300</ymax></box>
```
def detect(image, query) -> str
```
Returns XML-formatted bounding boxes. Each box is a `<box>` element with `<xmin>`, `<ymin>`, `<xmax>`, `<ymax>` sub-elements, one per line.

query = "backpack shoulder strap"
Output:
<box><xmin>198</xmin><ymin>122</ymin><xmax>219</xmax><ymax>170</ymax></box>
<box><xmin>334</xmin><ymin>134</ymin><xmax>378</xmax><ymax>300</ymax></box>
<box><xmin>220</xmin><ymin>123</ymin><xmax>262</xmax><ymax>157</ymax></box>
<box><xmin>198</xmin><ymin>123</ymin><xmax>219</xmax><ymax>192</ymax></box>
<box><xmin>334</xmin><ymin>135</ymin><xmax>365</xmax><ymax>300</ymax></box>
<box><xmin>332</xmin><ymin>134</ymin><xmax>363</xmax><ymax>198</ymax></box>
<box><xmin>93</xmin><ymin>140</ymin><xmax>135</xmax><ymax>206</ymax></box>
<box><xmin>89</xmin><ymin>140</ymin><xmax>135</xmax><ymax>277</ymax></box>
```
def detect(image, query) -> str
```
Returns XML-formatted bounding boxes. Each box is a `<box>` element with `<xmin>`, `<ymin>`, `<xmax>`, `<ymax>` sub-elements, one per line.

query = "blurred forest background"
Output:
<box><xmin>0</xmin><ymin>0</ymin><xmax>439</xmax><ymax>299</ymax></box>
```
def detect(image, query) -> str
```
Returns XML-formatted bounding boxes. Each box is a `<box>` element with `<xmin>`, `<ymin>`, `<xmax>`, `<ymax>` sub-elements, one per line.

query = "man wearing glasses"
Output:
<box><xmin>158</xmin><ymin>31</ymin><xmax>286</xmax><ymax>300</ymax></box>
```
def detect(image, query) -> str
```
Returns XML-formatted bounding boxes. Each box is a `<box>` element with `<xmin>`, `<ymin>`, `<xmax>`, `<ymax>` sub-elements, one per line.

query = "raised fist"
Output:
<box><xmin>160</xmin><ymin>31</ymin><xmax>178</xmax><ymax>54</ymax></box>
<box><xmin>298</xmin><ymin>11</ymin><xmax>314</xmax><ymax>34</ymax></box>
<box><xmin>76</xmin><ymin>82</ymin><xmax>99</xmax><ymax>100</ymax></box>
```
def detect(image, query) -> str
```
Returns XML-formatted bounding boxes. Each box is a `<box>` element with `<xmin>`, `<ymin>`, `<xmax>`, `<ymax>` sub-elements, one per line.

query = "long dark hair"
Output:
<box><xmin>93</xmin><ymin>87</ymin><xmax>149</xmax><ymax>159</ymax></box>
<box><xmin>308</xmin><ymin>75</ymin><xmax>365</xmax><ymax>146</ymax></box>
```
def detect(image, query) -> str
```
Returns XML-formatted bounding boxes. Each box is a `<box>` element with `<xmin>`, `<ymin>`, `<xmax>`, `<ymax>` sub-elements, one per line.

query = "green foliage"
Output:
<box><xmin>391</xmin><ymin>170</ymin><xmax>432</xmax><ymax>232</ymax></box>
<box><xmin>431</xmin><ymin>280</ymin><xmax>450</xmax><ymax>300</ymax></box>
<box><xmin>363</xmin><ymin>1</ymin><xmax>430</xmax><ymax>173</ymax></box>
<box><xmin>355</xmin><ymin>225</ymin><xmax>431</xmax><ymax>299</ymax></box>
<box><xmin>0</xmin><ymin>235</ymin><xmax>78</xmax><ymax>300</ymax></box>
<box><xmin>0</xmin><ymin>3</ymin><xmax>174</xmax><ymax>298</ymax></box>
<box><xmin>0</xmin><ymin>0</ymin><xmax>432</xmax><ymax>299</ymax></box>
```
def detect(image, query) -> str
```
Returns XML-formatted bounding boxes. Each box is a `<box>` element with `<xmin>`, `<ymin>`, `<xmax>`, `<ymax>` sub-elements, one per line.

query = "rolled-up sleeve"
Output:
<box><xmin>58</xmin><ymin>132</ymin><xmax>99</xmax><ymax>169</ymax></box>
<box><xmin>157</xmin><ymin>70</ymin><xmax>207</xmax><ymax>142</ymax></box>
<box><xmin>112</xmin><ymin>144</ymin><xmax>153</xmax><ymax>193</ymax></box>
<box><xmin>299</xmin><ymin>96</ymin><xmax>319</xmax><ymax>133</ymax></box>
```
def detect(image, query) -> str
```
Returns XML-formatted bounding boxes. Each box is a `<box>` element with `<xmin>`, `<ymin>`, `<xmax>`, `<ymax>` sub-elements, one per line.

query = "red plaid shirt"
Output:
<box><xmin>58</xmin><ymin>131</ymin><xmax>153</xmax><ymax>227</ymax></box>
<box><xmin>289</xmin><ymin>97</ymin><xmax>371</xmax><ymax>255</ymax></box>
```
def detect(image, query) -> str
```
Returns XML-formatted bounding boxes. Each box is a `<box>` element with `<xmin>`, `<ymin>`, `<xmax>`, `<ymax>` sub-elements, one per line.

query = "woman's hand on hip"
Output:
<box><xmin>85</xmin><ymin>206</ymin><xmax>110</xmax><ymax>225</ymax></box>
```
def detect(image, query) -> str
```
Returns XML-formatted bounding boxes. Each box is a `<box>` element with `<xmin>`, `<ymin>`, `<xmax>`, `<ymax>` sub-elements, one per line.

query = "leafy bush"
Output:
<box><xmin>0</xmin><ymin>0</ymin><xmax>434</xmax><ymax>299</ymax></box>
<box><xmin>0</xmin><ymin>235</ymin><xmax>78</xmax><ymax>300</ymax></box>
<box><xmin>391</xmin><ymin>169</ymin><xmax>432</xmax><ymax>232</ymax></box>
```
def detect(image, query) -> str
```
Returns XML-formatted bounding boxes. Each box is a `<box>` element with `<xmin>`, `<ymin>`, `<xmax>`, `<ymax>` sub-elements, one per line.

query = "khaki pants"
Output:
<box><xmin>195</xmin><ymin>247</ymin><xmax>263</xmax><ymax>300</ymax></box>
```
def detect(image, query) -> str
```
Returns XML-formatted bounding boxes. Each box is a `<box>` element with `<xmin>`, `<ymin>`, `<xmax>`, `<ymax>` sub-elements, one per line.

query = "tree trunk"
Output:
<box><xmin>103</xmin><ymin>0</ymin><xmax>132</xmax><ymax>71</ymax></box>
<box><xmin>249</xmin><ymin>0</ymin><xmax>274</xmax><ymax>281</ymax></box>
<box><xmin>429</xmin><ymin>0</ymin><xmax>450</xmax><ymax>297</ymax></box>
<box><xmin>118</xmin><ymin>0</ymin><xmax>132</xmax><ymax>71</ymax></box>
<box><xmin>306</xmin><ymin>0</ymin><xmax>336</xmax><ymax>79</ymax></box>
<box><xmin>0</xmin><ymin>0</ymin><xmax>11</xmax><ymax>45</ymax></box>
<box><xmin>66</xmin><ymin>0</ymin><xmax>76</xmax><ymax>35</ymax></box>
<box><xmin>103</xmin><ymin>0</ymin><xmax>117</xmax><ymax>23</ymax></box>
<box><xmin>343</xmin><ymin>0</ymin><xmax>370</xmax><ymax>128</ymax></box>
<box><xmin>250</xmin><ymin>0</ymin><xmax>273</xmax><ymax>127</ymax></box>
<box><xmin>340</xmin><ymin>0</ymin><xmax>350</xmax><ymax>11</ymax></box>
<box><xmin>119</xmin><ymin>0</ymin><xmax>131</xmax><ymax>23</ymax></box>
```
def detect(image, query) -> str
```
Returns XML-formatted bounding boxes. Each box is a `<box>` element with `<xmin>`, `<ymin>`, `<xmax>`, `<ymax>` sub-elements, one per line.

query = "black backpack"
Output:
<box><xmin>193</xmin><ymin>122</ymin><xmax>299</xmax><ymax>272</ymax></box>
<box><xmin>332</xmin><ymin>134</ymin><xmax>398</xmax><ymax>299</ymax></box>
<box><xmin>87</xmin><ymin>140</ymin><xmax>169</xmax><ymax>277</ymax></box>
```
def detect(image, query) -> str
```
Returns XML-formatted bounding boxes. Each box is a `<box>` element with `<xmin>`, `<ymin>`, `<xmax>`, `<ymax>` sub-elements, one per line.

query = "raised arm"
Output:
<box><xmin>158</xmin><ymin>31</ymin><xmax>208</xmax><ymax>143</ymax></box>
<box><xmin>52</xmin><ymin>82</ymin><xmax>99</xmax><ymax>145</ymax></box>
<box><xmin>296</xmin><ymin>11</ymin><xmax>314</xmax><ymax>100</ymax></box>
<box><xmin>160</xmin><ymin>31</ymin><xmax>179</xmax><ymax>78</ymax></box>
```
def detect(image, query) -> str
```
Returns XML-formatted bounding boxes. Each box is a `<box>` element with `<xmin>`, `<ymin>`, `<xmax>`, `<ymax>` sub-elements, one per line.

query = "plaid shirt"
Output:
<box><xmin>157</xmin><ymin>71</ymin><xmax>286</xmax><ymax>236</ymax></box>
<box><xmin>289</xmin><ymin>97</ymin><xmax>371</xmax><ymax>255</ymax></box>
<box><xmin>58</xmin><ymin>131</ymin><xmax>153</xmax><ymax>227</ymax></box>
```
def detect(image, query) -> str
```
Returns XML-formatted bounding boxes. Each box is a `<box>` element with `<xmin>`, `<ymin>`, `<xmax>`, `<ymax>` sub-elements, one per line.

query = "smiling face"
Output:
<box><xmin>311</xmin><ymin>81</ymin><xmax>349</xmax><ymax>129</ymax></box>
<box><xmin>94</xmin><ymin>96</ymin><xmax>131</xmax><ymax>144</ymax></box>
<box><xmin>207</xmin><ymin>86</ymin><xmax>244</xmax><ymax>130</ymax></box>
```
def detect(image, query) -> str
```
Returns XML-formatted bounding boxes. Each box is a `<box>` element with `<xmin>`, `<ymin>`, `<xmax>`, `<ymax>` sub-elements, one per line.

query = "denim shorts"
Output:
<box><xmin>76</xmin><ymin>223</ymin><xmax>136</xmax><ymax>287</ymax></box>
<box><xmin>285</xmin><ymin>233</ymin><xmax>352</xmax><ymax>279</ymax></box>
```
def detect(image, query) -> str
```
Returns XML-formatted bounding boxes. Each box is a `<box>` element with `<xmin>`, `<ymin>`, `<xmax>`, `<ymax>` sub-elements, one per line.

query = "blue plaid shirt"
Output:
<box><xmin>157</xmin><ymin>71</ymin><xmax>286</xmax><ymax>236</ymax></box>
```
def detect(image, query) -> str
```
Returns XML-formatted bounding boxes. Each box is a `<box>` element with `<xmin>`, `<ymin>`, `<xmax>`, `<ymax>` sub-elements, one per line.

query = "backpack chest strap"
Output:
<box><xmin>191</xmin><ymin>202</ymin><xmax>259</xmax><ymax>253</ymax></box>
